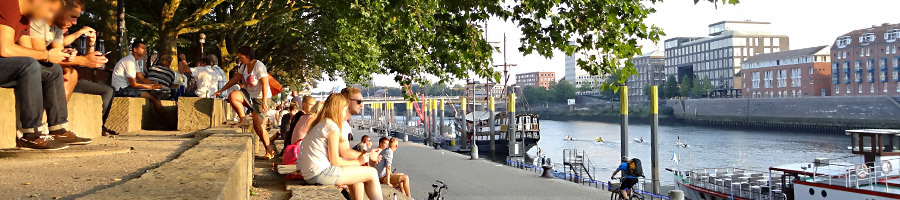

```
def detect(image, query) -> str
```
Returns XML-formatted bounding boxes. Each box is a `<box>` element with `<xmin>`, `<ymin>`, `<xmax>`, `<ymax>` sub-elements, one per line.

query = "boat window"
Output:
<box><xmin>862</xmin><ymin>134</ymin><xmax>874</xmax><ymax>153</ymax></box>
<box><xmin>852</xmin><ymin>133</ymin><xmax>860</xmax><ymax>152</ymax></box>
<box><xmin>884</xmin><ymin>134</ymin><xmax>900</xmax><ymax>153</ymax></box>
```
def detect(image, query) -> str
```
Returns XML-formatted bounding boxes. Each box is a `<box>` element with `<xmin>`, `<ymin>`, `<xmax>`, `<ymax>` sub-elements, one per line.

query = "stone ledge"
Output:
<box><xmin>1</xmin><ymin>89</ymin><xmax>104</xmax><ymax>149</ymax></box>
<box><xmin>78</xmin><ymin>128</ymin><xmax>252</xmax><ymax>200</ymax></box>
<box><xmin>287</xmin><ymin>182</ymin><xmax>412</xmax><ymax>200</ymax></box>
<box><xmin>104</xmin><ymin>97</ymin><xmax>177</xmax><ymax>134</ymax></box>
<box><xmin>0</xmin><ymin>88</ymin><xmax>14</xmax><ymax>149</ymax></box>
<box><xmin>177</xmin><ymin>97</ymin><xmax>226</xmax><ymax>131</ymax></box>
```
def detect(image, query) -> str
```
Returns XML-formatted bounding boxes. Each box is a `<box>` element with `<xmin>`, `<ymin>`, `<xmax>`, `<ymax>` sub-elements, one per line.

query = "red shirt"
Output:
<box><xmin>0</xmin><ymin>0</ymin><xmax>30</xmax><ymax>42</ymax></box>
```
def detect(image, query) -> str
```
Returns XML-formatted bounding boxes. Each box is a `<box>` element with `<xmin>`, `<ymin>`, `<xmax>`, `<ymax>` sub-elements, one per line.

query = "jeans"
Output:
<box><xmin>0</xmin><ymin>57</ymin><xmax>68</xmax><ymax>133</ymax></box>
<box><xmin>73</xmin><ymin>79</ymin><xmax>113</xmax><ymax>124</ymax></box>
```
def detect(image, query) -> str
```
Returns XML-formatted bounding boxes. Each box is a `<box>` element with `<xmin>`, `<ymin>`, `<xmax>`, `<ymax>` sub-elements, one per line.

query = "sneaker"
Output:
<box><xmin>49</xmin><ymin>130</ymin><xmax>92</xmax><ymax>145</ymax></box>
<box><xmin>16</xmin><ymin>135</ymin><xmax>69</xmax><ymax>150</ymax></box>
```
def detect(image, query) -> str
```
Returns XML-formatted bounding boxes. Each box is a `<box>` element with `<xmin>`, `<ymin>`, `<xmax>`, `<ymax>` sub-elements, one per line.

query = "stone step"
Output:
<box><xmin>0</xmin><ymin>88</ymin><xmax>104</xmax><ymax>149</ymax></box>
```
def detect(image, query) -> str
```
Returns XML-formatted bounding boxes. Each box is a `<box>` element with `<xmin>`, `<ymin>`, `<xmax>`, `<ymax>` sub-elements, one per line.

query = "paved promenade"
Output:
<box><xmin>356</xmin><ymin>130</ymin><xmax>610</xmax><ymax>200</ymax></box>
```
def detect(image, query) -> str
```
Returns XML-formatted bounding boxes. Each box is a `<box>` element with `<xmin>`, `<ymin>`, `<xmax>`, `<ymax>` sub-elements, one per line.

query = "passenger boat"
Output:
<box><xmin>671</xmin><ymin>129</ymin><xmax>900</xmax><ymax>200</ymax></box>
<box><xmin>452</xmin><ymin>110</ymin><xmax>541</xmax><ymax>155</ymax></box>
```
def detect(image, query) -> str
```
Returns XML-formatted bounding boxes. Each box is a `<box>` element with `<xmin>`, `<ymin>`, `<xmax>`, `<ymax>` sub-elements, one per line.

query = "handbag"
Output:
<box><xmin>282</xmin><ymin>139</ymin><xmax>301</xmax><ymax>165</ymax></box>
<box><xmin>268</xmin><ymin>73</ymin><xmax>283</xmax><ymax>95</ymax></box>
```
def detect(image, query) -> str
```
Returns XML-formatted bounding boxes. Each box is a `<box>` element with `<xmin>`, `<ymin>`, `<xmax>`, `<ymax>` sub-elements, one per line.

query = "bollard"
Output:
<box><xmin>668</xmin><ymin>190</ymin><xmax>685</xmax><ymax>200</ymax></box>
<box><xmin>541</xmin><ymin>165</ymin><xmax>554</xmax><ymax>178</ymax></box>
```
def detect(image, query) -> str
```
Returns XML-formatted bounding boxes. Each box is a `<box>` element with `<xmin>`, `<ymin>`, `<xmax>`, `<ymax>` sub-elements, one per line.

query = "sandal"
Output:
<box><xmin>232</xmin><ymin>116</ymin><xmax>251</xmax><ymax>128</ymax></box>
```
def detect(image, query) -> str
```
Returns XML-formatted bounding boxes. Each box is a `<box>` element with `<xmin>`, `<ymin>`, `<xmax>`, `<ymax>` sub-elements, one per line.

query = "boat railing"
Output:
<box><xmin>801</xmin><ymin>157</ymin><xmax>900</xmax><ymax>193</ymax></box>
<box><xmin>680</xmin><ymin>167</ymin><xmax>776</xmax><ymax>200</ymax></box>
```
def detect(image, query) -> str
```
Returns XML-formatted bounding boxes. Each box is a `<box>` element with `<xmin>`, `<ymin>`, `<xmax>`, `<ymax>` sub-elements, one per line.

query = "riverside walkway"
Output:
<box><xmin>355</xmin><ymin>129</ymin><xmax>611</xmax><ymax>200</ymax></box>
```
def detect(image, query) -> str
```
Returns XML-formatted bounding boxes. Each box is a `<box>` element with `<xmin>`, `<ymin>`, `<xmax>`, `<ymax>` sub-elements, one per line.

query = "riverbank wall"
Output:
<box><xmin>666</xmin><ymin>96</ymin><xmax>900</xmax><ymax>132</ymax></box>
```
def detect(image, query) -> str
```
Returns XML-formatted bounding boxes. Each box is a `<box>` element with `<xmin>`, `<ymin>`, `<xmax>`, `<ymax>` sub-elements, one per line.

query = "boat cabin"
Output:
<box><xmin>766</xmin><ymin>129</ymin><xmax>900</xmax><ymax>200</ymax></box>
<box><xmin>848</xmin><ymin>129</ymin><xmax>900</xmax><ymax>163</ymax></box>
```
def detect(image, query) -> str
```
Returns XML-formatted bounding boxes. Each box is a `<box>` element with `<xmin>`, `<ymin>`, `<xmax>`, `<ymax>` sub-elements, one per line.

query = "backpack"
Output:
<box><xmin>628</xmin><ymin>158</ymin><xmax>644</xmax><ymax>177</ymax></box>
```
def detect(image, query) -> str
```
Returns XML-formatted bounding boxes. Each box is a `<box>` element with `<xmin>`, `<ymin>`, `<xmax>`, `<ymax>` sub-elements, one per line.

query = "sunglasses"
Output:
<box><xmin>349</xmin><ymin>99</ymin><xmax>363</xmax><ymax>105</ymax></box>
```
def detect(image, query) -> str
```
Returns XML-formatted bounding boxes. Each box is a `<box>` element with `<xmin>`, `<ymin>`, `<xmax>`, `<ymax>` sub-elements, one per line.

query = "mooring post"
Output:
<box><xmin>507</xmin><ymin>92</ymin><xmax>517</xmax><ymax>156</ymax></box>
<box><xmin>439</xmin><ymin>98</ymin><xmax>445</xmax><ymax>144</ymax></box>
<box><xmin>404</xmin><ymin>101</ymin><xmax>411</xmax><ymax>142</ymax></box>
<box><xmin>650</xmin><ymin>86</ymin><xmax>660</xmax><ymax>194</ymax></box>
<box><xmin>433</xmin><ymin>99</ymin><xmax>441</xmax><ymax>150</ymax></box>
<box><xmin>464</xmin><ymin>97</ymin><xmax>478</xmax><ymax>159</ymax></box>
<box><xmin>423</xmin><ymin>99</ymin><xmax>430</xmax><ymax>146</ymax></box>
<box><xmin>489</xmin><ymin>97</ymin><xmax>496</xmax><ymax>152</ymax></box>
<box><xmin>387</xmin><ymin>102</ymin><xmax>393</xmax><ymax>138</ymax></box>
<box><xmin>620</xmin><ymin>86</ymin><xmax>629</xmax><ymax>159</ymax></box>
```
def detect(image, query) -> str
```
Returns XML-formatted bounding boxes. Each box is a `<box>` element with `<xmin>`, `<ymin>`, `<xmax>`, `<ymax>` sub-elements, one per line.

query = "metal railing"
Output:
<box><xmin>506</xmin><ymin>159</ymin><xmax>670</xmax><ymax>200</ymax></box>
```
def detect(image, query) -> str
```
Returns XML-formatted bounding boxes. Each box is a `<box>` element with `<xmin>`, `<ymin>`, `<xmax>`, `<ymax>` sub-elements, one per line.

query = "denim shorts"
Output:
<box><xmin>305</xmin><ymin>166</ymin><xmax>342</xmax><ymax>185</ymax></box>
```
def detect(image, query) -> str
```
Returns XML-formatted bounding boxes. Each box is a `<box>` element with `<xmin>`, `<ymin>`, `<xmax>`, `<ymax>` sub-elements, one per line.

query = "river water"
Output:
<box><xmin>528</xmin><ymin>120</ymin><xmax>851</xmax><ymax>186</ymax></box>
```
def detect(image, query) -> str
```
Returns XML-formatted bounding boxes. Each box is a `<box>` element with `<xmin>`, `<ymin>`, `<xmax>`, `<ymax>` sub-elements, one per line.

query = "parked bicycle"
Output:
<box><xmin>608</xmin><ymin>178</ymin><xmax>645</xmax><ymax>200</ymax></box>
<box><xmin>427</xmin><ymin>180</ymin><xmax>448</xmax><ymax>200</ymax></box>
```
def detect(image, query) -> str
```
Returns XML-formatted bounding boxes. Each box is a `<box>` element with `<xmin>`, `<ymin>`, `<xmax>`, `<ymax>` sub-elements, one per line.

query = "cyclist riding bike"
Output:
<box><xmin>610</xmin><ymin>156</ymin><xmax>640</xmax><ymax>199</ymax></box>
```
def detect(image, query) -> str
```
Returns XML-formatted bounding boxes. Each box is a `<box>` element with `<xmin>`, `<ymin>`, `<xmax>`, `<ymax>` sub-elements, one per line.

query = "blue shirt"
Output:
<box><xmin>618</xmin><ymin>162</ymin><xmax>637</xmax><ymax>178</ymax></box>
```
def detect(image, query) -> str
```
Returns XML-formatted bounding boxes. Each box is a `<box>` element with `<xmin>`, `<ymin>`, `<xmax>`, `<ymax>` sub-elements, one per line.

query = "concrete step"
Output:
<box><xmin>1</xmin><ymin>88</ymin><xmax>104</xmax><ymax>149</ymax></box>
<box><xmin>104</xmin><ymin>97</ymin><xmax>177</xmax><ymax>133</ymax></box>
<box><xmin>78</xmin><ymin>127</ymin><xmax>253</xmax><ymax>200</ymax></box>
<box><xmin>177</xmin><ymin>97</ymin><xmax>228</xmax><ymax>131</ymax></box>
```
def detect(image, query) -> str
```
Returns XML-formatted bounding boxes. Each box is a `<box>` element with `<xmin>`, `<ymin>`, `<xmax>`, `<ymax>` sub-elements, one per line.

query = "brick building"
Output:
<box><xmin>741</xmin><ymin>46</ymin><xmax>832</xmax><ymax>98</ymax></box>
<box><xmin>830</xmin><ymin>23</ymin><xmax>900</xmax><ymax>96</ymax></box>
<box><xmin>515</xmin><ymin>72</ymin><xmax>555</xmax><ymax>89</ymax></box>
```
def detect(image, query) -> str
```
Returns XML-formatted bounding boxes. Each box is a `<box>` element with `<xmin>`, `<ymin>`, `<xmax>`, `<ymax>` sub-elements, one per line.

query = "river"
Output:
<box><xmin>526</xmin><ymin>120</ymin><xmax>850</xmax><ymax>186</ymax></box>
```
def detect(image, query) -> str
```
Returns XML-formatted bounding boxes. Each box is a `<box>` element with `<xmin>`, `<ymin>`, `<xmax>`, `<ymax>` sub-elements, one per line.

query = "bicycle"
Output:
<box><xmin>608</xmin><ymin>178</ymin><xmax>645</xmax><ymax>200</ymax></box>
<box><xmin>427</xmin><ymin>180</ymin><xmax>448</xmax><ymax>200</ymax></box>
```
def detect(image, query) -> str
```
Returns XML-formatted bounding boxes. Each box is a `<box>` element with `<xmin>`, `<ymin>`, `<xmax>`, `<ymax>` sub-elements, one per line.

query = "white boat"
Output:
<box><xmin>634</xmin><ymin>138</ymin><xmax>646</xmax><ymax>143</ymax></box>
<box><xmin>672</xmin><ymin>129</ymin><xmax>900</xmax><ymax>200</ymax></box>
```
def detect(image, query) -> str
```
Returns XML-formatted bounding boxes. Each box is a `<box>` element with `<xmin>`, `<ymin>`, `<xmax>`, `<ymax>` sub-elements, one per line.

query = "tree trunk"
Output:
<box><xmin>98</xmin><ymin>0</ymin><xmax>121</xmax><ymax>68</ymax></box>
<box><xmin>158</xmin><ymin>30</ymin><xmax>179</xmax><ymax>70</ymax></box>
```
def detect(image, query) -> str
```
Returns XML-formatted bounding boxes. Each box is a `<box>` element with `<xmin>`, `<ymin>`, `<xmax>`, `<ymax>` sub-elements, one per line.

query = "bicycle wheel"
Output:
<box><xmin>610</xmin><ymin>190</ymin><xmax>623</xmax><ymax>200</ymax></box>
<box><xmin>629</xmin><ymin>194</ymin><xmax>644</xmax><ymax>200</ymax></box>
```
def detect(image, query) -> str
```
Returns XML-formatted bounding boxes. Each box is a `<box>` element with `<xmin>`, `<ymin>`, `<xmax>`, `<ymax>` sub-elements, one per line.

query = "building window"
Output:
<box><xmin>777</xmin><ymin>70</ymin><xmax>787</xmax><ymax>88</ymax></box>
<box><xmin>837</xmin><ymin>36</ymin><xmax>852</xmax><ymax>48</ymax></box>
<box><xmin>860</xmin><ymin>33</ymin><xmax>876</xmax><ymax>45</ymax></box>
<box><xmin>885</xmin><ymin>83</ymin><xmax>888</xmax><ymax>93</ymax></box>
<box><xmin>870</xmin><ymin>84</ymin><xmax>875</xmax><ymax>93</ymax></box>
<box><xmin>810</xmin><ymin>67</ymin><xmax>814</xmax><ymax>75</ymax></box>
<box><xmin>764</xmin><ymin>71</ymin><xmax>773</xmax><ymax>88</ymax></box>
<box><xmin>886</xmin><ymin>29</ymin><xmax>900</xmax><ymax>42</ymax></box>
<box><xmin>791</xmin><ymin>68</ymin><xmax>801</xmax><ymax>87</ymax></box>
<box><xmin>855</xmin><ymin>61</ymin><xmax>863</xmax><ymax>83</ymax></box>
<box><xmin>835</xmin><ymin>85</ymin><xmax>840</xmax><ymax>94</ymax></box>
<box><xmin>832</xmin><ymin>62</ymin><xmax>840</xmax><ymax>84</ymax></box>
<box><xmin>752</xmin><ymin>72</ymin><xmax>760</xmax><ymax>89</ymax></box>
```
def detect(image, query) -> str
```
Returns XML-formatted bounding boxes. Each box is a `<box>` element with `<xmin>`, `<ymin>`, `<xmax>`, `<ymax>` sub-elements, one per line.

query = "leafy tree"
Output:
<box><xmin>663</xmin><ymin>75</ymin><xmax>679</xmax><ymax>99</ymax></box>
<box><xmin>522</xmin><ymin>85</ymin><xmax>550</xmax><ymax>103</ymax></box>
<box><xmin>679</xmin><ymin>75</ymin><xmax>693</xmax><ymax>98</ymax></box>
<box><xmin>643</xmin><ymin>84</ymin><xmax>653</xmax><ymax>100</ymax></box>
<box><xmin>553</xmin><ymin>80</ymin><xmax>577</xmax><ymax>103</ymax></box>
<box><xmin>700</xmin><ymin>76</ymin><xmax>713</xmax><ymax>97</ymax></box>
<box><xmin>691</xmin><ymin>77</ymin><xmax>703</xmax><ymax>97</ymax></box>
<box><xmin>90</xmin><ymin>0</ymin><xmax>736</xmax><ymax>96</ymax></box>
<box><xmin>578</xmin><ymin>84</ymin><xmax>593</xmax><ymax>93</ymax></box>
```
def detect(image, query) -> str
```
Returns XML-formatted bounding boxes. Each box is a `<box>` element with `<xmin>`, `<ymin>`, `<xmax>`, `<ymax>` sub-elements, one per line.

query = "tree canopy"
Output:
<box><xmin>88</xmin><ymin>0</ymin><xmax>737</xmax><ymax>93</ymax></box>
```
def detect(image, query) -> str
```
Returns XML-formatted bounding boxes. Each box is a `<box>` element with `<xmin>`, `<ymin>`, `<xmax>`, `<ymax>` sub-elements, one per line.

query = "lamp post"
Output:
<box><xmin>198</xmin><ymin>33</ymin><xmax>206</xmax><ymax>57</ymax></box>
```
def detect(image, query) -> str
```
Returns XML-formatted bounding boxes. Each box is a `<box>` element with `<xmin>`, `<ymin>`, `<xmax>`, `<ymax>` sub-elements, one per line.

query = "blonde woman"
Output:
<box><xmin>288</xmin><ymin>96</ymin><xmax>319</xmax><ymax>146</ymax></box>
<box><xmin>299</xmin><ymin>94</ymin><xmax>383</xmax><ymax>200</ymax></box>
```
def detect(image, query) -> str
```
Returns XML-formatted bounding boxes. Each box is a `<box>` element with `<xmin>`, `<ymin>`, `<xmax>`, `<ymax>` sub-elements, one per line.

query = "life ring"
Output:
<box><xmin>857</xmin><ymin>164</ymin><xmax>870</xmax><ymax>178</ymax></box>
<box><xmin>883</xmin><ymin>161</ymin><xmax>893</xmax><ymax>175</ymax></box>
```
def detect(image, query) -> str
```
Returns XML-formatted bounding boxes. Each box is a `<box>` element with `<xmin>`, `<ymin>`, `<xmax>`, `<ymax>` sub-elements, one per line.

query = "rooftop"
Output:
<box><xmin>742</xmin><ymin>45</ymin><xmax>830</xmax><ymax>64</ymax></box>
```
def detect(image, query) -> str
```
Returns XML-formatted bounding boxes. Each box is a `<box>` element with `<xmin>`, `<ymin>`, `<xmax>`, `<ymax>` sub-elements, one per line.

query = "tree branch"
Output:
<box><xmin>177</xmin><ymin>0</ymin><xmax>227</xmax><ymax>30</ymax></box>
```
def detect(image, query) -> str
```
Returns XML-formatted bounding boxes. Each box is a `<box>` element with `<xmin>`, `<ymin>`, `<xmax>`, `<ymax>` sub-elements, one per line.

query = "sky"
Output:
<box><xmin>311</xmin><ymin>0</ymin><xmax>900</xmax><ymax>92</ymax></box>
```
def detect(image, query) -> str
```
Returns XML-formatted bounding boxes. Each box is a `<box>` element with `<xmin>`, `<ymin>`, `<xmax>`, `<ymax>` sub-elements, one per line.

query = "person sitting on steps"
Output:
<box><xmin>298</xmin><ymin>93</ymin><xmax>383</xmax><ymax>200</ymax></box>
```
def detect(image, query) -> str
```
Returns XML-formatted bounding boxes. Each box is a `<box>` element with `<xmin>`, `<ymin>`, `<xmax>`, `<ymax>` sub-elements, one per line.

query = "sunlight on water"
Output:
<box><xmin>528</xmin><ymin>120</ymin><xmax>849</xmax><ymax>186</ymax></box>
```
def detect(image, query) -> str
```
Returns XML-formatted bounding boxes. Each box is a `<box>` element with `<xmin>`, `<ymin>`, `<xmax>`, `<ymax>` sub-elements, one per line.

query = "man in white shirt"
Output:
<box><xmin>207</xmin><ymin>54</ymin><xmax>227</xmax><ymax>95</ymax></box>
<box><xmin>111</xmin><ymin>40</ymin><xmax>174</xmax><ymax>129</ymax></box>
<box><xmin>186</xmin><ymin>58</ymin><xmax>220</xmax><ymax>98</ymax></box>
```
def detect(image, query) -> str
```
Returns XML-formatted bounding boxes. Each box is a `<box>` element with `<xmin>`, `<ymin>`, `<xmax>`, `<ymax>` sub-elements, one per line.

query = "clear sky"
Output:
<box><xmin>311</xmin><ymin>0</ymin><xmax>900</xmax><ymax>92</ymax></box>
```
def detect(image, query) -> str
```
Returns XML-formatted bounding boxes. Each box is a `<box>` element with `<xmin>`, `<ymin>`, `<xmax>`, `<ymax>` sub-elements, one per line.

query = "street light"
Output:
<box><xmin>199</xmin><ymin>33</ymin><xmax>206</xmax><ymax>55</ymax></box>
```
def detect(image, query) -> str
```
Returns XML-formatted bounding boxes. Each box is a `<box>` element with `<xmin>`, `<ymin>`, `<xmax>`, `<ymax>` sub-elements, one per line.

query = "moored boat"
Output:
<box><xmin>672</xmin><ymin>129</ymin><xmax>900</xmax><ymax>200</ymax></box>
